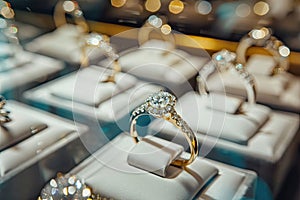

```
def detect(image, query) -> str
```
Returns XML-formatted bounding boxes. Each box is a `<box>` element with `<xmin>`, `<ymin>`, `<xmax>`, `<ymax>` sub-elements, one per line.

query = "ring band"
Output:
<box><xmin>197</xmin><ymin>49</ymin><xmax>256</xmax><ymax>105</ymax></box>
<box><xmin>53</xmin><ymin>0</ymin><xmax>89</xmax><ymax>33</ymax></box>
<box><xmin>236</xmin><ymin>27</ymin><xmax>290</xmax><ymax>75</ymax></box>
<box><xmin>130</xmin><ymin>91</ymin><xmax>199</xmax><ymax>167</ymax></box>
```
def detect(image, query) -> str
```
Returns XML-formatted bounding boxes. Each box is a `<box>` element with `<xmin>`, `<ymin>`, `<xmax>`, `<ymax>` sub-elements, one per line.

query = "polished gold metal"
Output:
<box><xmin>197</xmin><ymin>49</ymin><xmax>256</xmax><ymax>105</ymax></box>
<box><xmin>236</xmin><ymin>27</ymin><xmax>290</xmax><ymax>76</ymax></box>
<box><xmin>130</xmin><ymin>91</ymin><xmax>199</xmax><ymax>167</ymax></box>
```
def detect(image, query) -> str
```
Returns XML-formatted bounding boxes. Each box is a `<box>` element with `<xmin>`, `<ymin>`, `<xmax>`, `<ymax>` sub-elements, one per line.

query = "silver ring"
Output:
<box><xmin>197</xmin><ymin>49</ymin><xmax>256</xmax><ymax>105</ymax></box>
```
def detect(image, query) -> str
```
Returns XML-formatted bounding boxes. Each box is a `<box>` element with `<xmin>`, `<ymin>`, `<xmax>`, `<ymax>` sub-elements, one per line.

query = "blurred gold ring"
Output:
<box><xmin>236</xmin><ymin>27</ymin><xmax>290</xmax><ymax>75</ymax></box>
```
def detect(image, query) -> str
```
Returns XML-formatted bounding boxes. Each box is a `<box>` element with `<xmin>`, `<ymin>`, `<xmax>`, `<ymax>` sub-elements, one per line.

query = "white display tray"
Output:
<box><xmin>0</xmin><ymin>101</ymin><xmax>89</xmax><ymax>200</ymax></box>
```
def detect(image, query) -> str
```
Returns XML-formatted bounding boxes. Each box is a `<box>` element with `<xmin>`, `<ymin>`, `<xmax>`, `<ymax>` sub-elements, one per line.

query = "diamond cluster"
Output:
<box><xmin>145</xmin><ymin>91</ymin><xmax>176</xmax><ymax>117</ymax></box>
<box><xmin>213</xmin><ymin>49</ymin><xmax>236</xmax><ymax>71</ymax></box>
<box><xmin>0</xmin><ymin>96</ymin><xmax>11</xmax><ymax>125</ymax></box>
<box><xmin>39</xmin><ymin>174</ymin><xmax>93</xmax><ymax>200</ymax></box>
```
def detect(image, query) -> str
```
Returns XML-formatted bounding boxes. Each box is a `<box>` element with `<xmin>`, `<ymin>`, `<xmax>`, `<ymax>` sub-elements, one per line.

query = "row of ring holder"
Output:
<box><xmin>54</xmin><ymin>0</ymin><xmax>121</xmax><ymax>84</ymax></box>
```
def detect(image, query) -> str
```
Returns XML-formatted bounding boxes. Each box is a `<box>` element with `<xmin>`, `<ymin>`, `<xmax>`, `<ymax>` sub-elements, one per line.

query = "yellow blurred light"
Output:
<box><xmin>169</xmin><ymin>0</ymin><xmax>184</xmax><ymax>15</ymax></box>
<box><xmin>161</xmin><ymin>24</ymin><xmax>172</xmax><ymax>35</ymax></box>
<box><xmin>1</xmin><ymin>6</ymin><xmax>14</xmax><ymax>19</ymax></box>
<box><xmin>253</xmin><ymin>1</ymin><xmax>269</xmax><ymax>16</ymax></box>
<box><xmin>63</xmin><ymin>1</ymin><xmax>75</xmax><ymax>12</ymax></box>
<box><xmin>145</xmin><ymin>0</ymin><xmax>161</xmax><ymax>12</ymax></box>
<box><xmin>279</xmin><ymin>46</ymin><xmax>290</xmax><ymax>57</ymax></box>
<box><xmin>111</xmin><ymin>0</ymin><xmax>127</xmax><ymax>8</ymax></box>
<box><xmin>235</xmin><ymin>3</ymin><xmax>251</xmax><ymax>18</ymax></box>
<box><xmin>196</xmin><ymin>1</ymin><xmax>212</xmax><ymax>15</ymax></box>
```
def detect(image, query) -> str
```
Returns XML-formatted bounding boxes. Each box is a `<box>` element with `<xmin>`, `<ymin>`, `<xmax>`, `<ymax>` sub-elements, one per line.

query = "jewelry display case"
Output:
<box><xmin>0</xmin><ymin>100</ymin><xmax>89</xmax><ymax>200</ymax></box>
<box><xmin>1</xmin><ymin>0</ymin><xmax>299</xmax><ymax>199</ymax></box>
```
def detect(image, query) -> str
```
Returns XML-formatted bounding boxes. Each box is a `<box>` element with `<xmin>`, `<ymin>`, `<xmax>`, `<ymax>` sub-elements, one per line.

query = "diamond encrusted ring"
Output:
<box><xmin>130</xmin><ymin>91</ymin><xmax>199</xmax><ymax>167</ymax></box>
<box><xmin>0</xmin><ymin>95</ymin><xmax>11</xmax><ymax>125</ymax></box>
<box><xmin>38</xmin><ymin>173</ymin><xmax>112</xmax><ymax>200</ymax></box>
<box><xmin>236</xmin><ymin>27</ymin><xmax>290</xmax><ymax>75</ymax></box>
<box><xmin>197</xmin><ymin>49</ymin><xmax>256</xmax><ymax>105</ymax></box>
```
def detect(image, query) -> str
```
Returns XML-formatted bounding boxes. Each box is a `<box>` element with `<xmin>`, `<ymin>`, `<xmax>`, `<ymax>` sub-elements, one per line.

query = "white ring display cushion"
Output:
<box><xmin>113</xmin><ymin>39</ymin><xmax>209</xmax><ymax>95</ymax></box>
<box><xmin>149</xmin><ymin>91</ymin><xmax>299</xmax><ymax>193</ymax></box>
<box><xmin>0</xmin><ymin>49</ymin><xmax>64</xmax><ymax>94</ymax></box>
<box><xmin>0</xmin><ymin>101</ymin><xmax>87</xmax><ymax>179</ymax></box>
<box><xmin>24</xmin><ymin>66</ymin><xmax>163</xmax><ymax>123</ymax></box>
<box><xmin>207</xmin><ymin>54</ymin><xmax>300</xmax><ymax>112</ymax></box>
<box><xmin>25</xmin><ymin>24</ymin><xmax>106</xmax><ymax>63</ymax></box>
<box><xmin>70</xmin><ymin>134</ymin><xmax>256</xmax><ymax>200</ymax></box>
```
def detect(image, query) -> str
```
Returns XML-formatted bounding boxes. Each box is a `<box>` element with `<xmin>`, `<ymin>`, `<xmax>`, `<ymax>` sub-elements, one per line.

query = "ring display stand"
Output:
<box><xmin>24</xmin><ymin>65</ymin><xmax>163</xmax><ymax>137</ymax></box>
<box><xmin>149</xmin><ymin>91</ymin><xmax>299</xmax><ymax>196</ymax></box>
<box><xmin>206</xmin><ymin>55</ymin><xmax>300</xmax><ymax>113</ymax></box>
<box><xmin>68</xmin><ymin>134</ymin><xmax>257</xmax><ymax>200</ymax></box>
<box><xmin>0</xmin><ymin>101</ymin><xmax>89</xmax><ymax>200</ymax></box>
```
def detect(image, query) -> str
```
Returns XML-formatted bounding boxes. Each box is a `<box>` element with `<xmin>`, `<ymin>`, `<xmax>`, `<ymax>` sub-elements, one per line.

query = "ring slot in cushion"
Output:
<box><xmin>127</xmin><ymin>136</ymin><xmax>184</xmax><ymax>177</ymax></box>
<box><xmin>0</xmin><ymin>110</ymin><xmax>47</xmax><ymax>151</ymax></box>
<box><xmin>117</xmin><ymin>39</ymin><xmax>208</xmax><ymax>84</ymax></box>
<box><xmin>49</xmin><ymin>66</ymin><xmax>137</xmax><ymax>106</ymax></box>
<box><xmin>0</xmin><ymin>52</ymin><xmax>32</xmax><ymax>73</ymax></box>
<box><xmin>0</xmin><ymin>52</ymin><xmax>64</xmax><ymax>94</ymax></box>
<box><xmin>176</xmin><ymin>92</ymin><xmax>270</xmax><ymax>145</ymax></box>
<box><xmin>25</xmin><ymin>24</ymin><xmax>105</xmax><ymax>63</ymax></box>
<box><xmin>0</xmin><ymin>126</ymin><xmax>74</xmax><ymax>177</ymax></box>
<box><xmin>71</xmin><ymin>134</ymin><xmax>219</xmax><ymax>200</ymax></box>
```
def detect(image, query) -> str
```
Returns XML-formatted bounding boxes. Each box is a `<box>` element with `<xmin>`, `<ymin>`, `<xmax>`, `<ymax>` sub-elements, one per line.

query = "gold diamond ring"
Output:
<box><xmin>130</xmin><ymin>91</ymin><xmax>199</xmax><ymax>167</ymax></box>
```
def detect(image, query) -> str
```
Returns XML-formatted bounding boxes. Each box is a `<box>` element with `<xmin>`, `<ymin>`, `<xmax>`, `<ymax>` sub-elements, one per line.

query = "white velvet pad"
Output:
<box><xmin>0</xmin><ymin>51</ymin><xmax>32</xmax><ymax>72</ymax></box>
<box><xmin>205</xmin><ymin>92</ymin><xmax>244</xmax><ymax>114</ymax></box>
<box><xmin>25</xmin><ymin>24</ymin><xmax>105</xmax><ymax>63</ymax></box>
<box><xmin>246</xmin><ymin>54</ymin><xmax>278</xmax><ymax>75</ymax></box>
<box><xmin>127</xmin><ymin>135</ymin><xmax>184</xmax><ymax>177</ymax></box>
<box><xmin>149</xmin><ymin>96</ymin><xmax>299</xmax><ymax>161</ymax></box>
<box><xmin>71</xmin><ymin>134</ymin><xmax>255</xmax><ymax>200</ymax></box>
<box><xmin>116</xmin><ymin>39</ymin><xmax>208</xmax><ymax>84</ymax></box>
<box><xmin>0</xmin><ymin>101</ymin><xmax>86</xmax><ymax>178</ymax></box>
<box><xmin>207</xmin><ymin>55</ymin><xmax>300</xmax><ymax>112</ymax></box>
<box><xmin>24</xmin><ymin>68</ymin><xmax>163</xmax><ymax>122</ymax></box>
<box><xmin>0</xmin><ymin>43</ymin><xmax>14</xmax><ymax>57</ymax></box>
<box><xmin>0</xmin><ymin>51</ymin><xmax>64</xmax><ymax>93</ymax></box>
<box><xmin>69</xmin><ymin>134</ymin><xmax>254</xmax><ymax>200</ymax></box>
<box><xmin>0</xmin><ymin>109</ymin><xmax>47</xmax><ymax>151</ymax></box>
<box><xmin>50</xmin><ymin>66</ymin><xmax>137</xmax><ymax>106</ymax></box>
<box><xmin>152</xmin><ymin>91</ymin><xmax>270</xmax><ymax>145</ymax></box>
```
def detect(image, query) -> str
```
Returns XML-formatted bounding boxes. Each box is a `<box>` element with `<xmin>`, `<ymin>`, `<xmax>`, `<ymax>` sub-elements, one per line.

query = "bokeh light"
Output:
<box><xmin>145</xmin><ymin>0</ymin><xmax>161</xmax><ymax>12</ymax></box>
<box><xmin>111</xmin><ymin>0</ymin><xmax>127</xmax><ymax>8</ymax></box>
<box><xmin>169</xmin><ymin>0</ymin><xmax>184</xmax><ymax>15</ymax></box>
<box><xmin>63</xmin><ymin>1</ymin><xmax>76</xmax><ymax>12</ymax></box>
<box><xmin>279</xmin><ymin>46</ymin><xmax>290</xmax><ymax>57</ymax></box>
<box><xmin>161</xmin><ymin>24</ymin><xmax>172</xmax><ymax>35</ymax></box>
<box><xmin>148</xmin><ymin>15</ymin><xmax>162</xmax><ymax>28</ymax></box>
<box><xmin>196</xmin><ymin>0</ymin><xmax>212</xmax><ymax>15</ymax></box>
<box><xmin>253</xmin><ymin>1</ymin><xmax>269</xmax><ymax>16</ymax></box>
<box><xmin>235</xmin><ymin>3</ymin><xmax>251</xmax><ymax>18</ymax></box>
